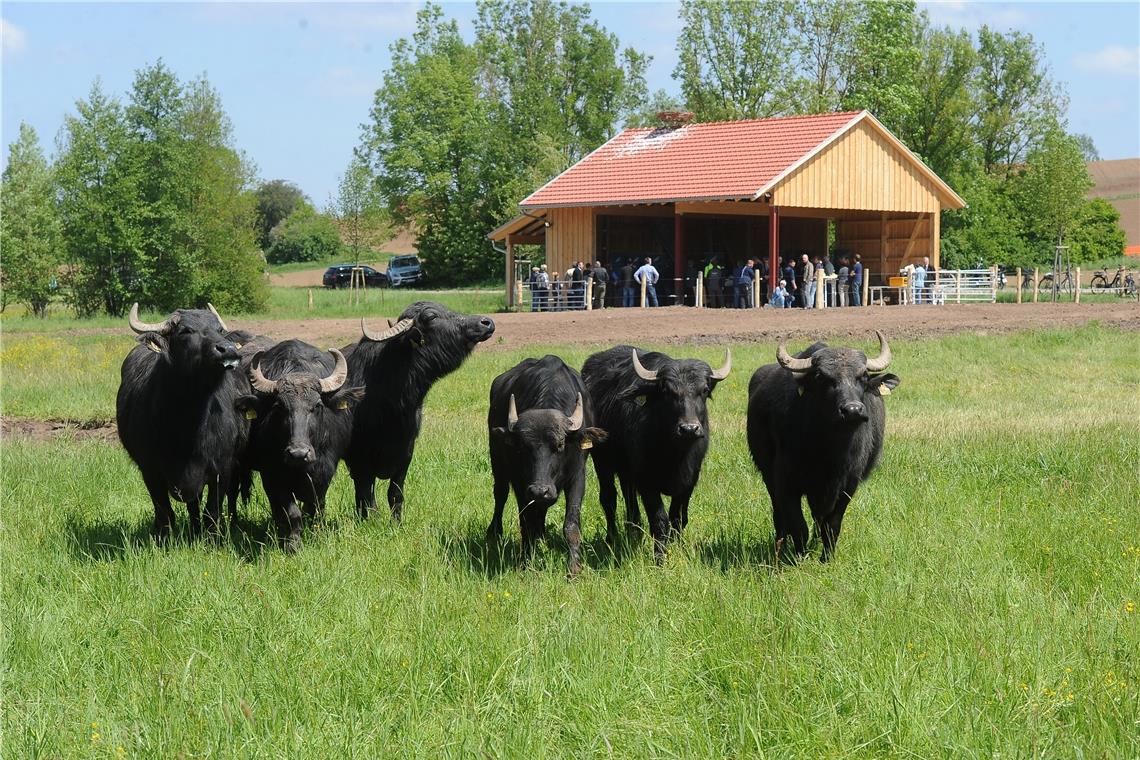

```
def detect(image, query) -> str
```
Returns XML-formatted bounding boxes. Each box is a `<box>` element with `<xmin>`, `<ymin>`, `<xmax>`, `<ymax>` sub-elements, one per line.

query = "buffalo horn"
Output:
<box><xmin>865</xmin><ymin>331</ymin><xmax>892</xmax><ymax>373</ymax></box>
<box><xmin>507</xmin><ymin>394</ymin><xmax>519</xmax><ymax>432</ymax></box>
<box><xmin>249</xmin><ymin>352</ymin><xmax>278</xmax><ymax>394</ymax></box>
<box><xmin>206</xmin><ymin>303</ymin><xmax>228</xmax><ymax>332</ymax></box>
<box><xmin>776</xmin><ymin>342</ymin><xmax>813</xmax><ymax>372</ymax></box>
<box><xmin>361</xmin><ymin>316</ymin><xmax>413</xmax><ymax>342</ymax></box>
<box><xmin>710</xmin><ymin>348</ymin><xmax>732</xmax><ymax>380</ymax></box>
<box><xmin>319</xmin><ymin>349</ymin><xmax>348</xmax><ymax>393</ymax></box>
<box><xmin>128</xmin><ymin>303</ymin><xmax>172</xmax><ymax>335</ymax></box>
<box><xmin>566</xmin><ymin>393</ymin><xmax>584</xmax><ymax>431</ymax></box>
<box><xmin>631</xmin><ymin>349</ymin><xmax>658</xmax><ymax>381</ymax></box>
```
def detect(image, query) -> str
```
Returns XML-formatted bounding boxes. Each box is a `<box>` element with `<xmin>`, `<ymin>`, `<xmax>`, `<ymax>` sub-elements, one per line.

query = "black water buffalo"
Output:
<box><xmin>581</xmin><ymin>345</ymin><xmax>731</xmax><ymax>560</ymax></box>
<box><xmin>486</xmin><ymin>355</ymin><xmax>607</xmax><ymax>575</ymax></box>
<box><xmin>341</xmin><ymin>301</ymin><xmax>495</xmax><ymax>521</ymax></box>
<box><xmin>746</xmin><ymin>331</ymin><xmax>900</xmax><ymax>560</ymax></box>
<box><xmin>235</xmin><ymin>340</ymin><xmax>364</xmax><ymax>551</ymax></box>
<box><xmin>223</xmin><ymin>328</ymin><xmax>276</xmax><ymax>518</ymax></box>
<box><xmin>116</xmin><ymin>303</ymin><xmax>247</xmax><ymax>540</ymax></box>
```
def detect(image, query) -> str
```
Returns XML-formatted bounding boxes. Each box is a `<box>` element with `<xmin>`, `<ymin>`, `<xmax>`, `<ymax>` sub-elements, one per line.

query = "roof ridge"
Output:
<box><xmin>620</xmin><ymin>110</ymin><xmax>863</xmax><ymax>134</ymax></box>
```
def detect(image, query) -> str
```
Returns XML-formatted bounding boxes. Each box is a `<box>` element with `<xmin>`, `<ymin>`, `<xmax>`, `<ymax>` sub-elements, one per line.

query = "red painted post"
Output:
<box><xmin>768</xmin><ymin>206</ymin><xmax>780</xmax><ymax>292</ymax></box>
<box><xmin>674</xmin><ymin>212</ymin><xmax>684</xmax><ymax>300</ymax></box>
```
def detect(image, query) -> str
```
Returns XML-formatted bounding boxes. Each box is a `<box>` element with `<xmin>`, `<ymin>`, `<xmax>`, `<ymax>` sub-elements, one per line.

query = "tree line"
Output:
<box><xmin>2</xmin><ymin>1</ymin><xmax>1126</xmax><ymax>316</ymax></box>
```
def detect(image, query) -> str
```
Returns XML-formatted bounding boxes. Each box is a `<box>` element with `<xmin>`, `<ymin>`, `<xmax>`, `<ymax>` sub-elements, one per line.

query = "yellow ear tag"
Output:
<box><xmin>146</xmin><ymin>340</ymin><xmax>162</xmax><ymax>353</ymax></box>
<box><xmin>337</xmin><ymin>400</ymin><xmax>349</xmax><ymax>410</ymax></box>
<box><xmin>245</xmin><ymin>409</ymin><xmax>258</xmax><ymax>420</ymax></box>
<box><xmin>878</xmin><ymin>384</ymin><xmax>892</xmax><ymax>397</ymax></box>
<box><xmin>234</xmin><ymin>342</ymin><xmax>243</xmax><ymax>349</ymax></box>
<box><xmin>634</xmin><ymin>395</ymin><xmax>647</xmax><ymax>406</ymax></box>
<box><xmin>580</xmin><ymin>440</ymin><xmax>593</xmax><ymax>450</ymax></box>
<box><xmin>797</xmin><ymin>385</ymin><xmax>805</xmax><ymax>397</ymax></box>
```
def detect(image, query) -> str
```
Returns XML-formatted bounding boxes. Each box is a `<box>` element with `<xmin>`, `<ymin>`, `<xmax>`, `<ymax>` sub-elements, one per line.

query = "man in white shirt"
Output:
<box><xmin>634</xmin><ymin>257</ymin><xmax>660</xmax><ymax>307</ymax></box>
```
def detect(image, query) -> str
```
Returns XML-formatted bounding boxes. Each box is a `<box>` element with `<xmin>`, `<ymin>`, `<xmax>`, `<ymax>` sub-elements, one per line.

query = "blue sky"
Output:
<box><xmin>3</xmin><ymin>2</ymin><xmax>1137</xmax><ymax>205</ymax></box>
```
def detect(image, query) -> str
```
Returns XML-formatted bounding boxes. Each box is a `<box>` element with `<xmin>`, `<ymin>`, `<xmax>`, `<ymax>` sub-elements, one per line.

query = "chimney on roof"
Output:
<box><xmin>655</xmin><ymin>110</ymin><xmax>694</xmax><ymax>128</ymax></box>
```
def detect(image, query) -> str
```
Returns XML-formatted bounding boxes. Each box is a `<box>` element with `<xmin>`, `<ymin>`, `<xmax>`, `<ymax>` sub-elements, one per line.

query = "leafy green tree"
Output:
<box><xmin>940</xmin><ymin>172</ymin><xmax>1030</xmax><ymax>269</ymax></box>
<box><xmin>1</xmin><ymin>124</ymin><xmax>63</xmax><ymax>317</ymax></box>
<box><xmin>974</xmin><ymin>26</ymin><xmax>1063</xmax><ymax>175</ymax></box>
<box><xmin>331</xmin><ymin>151</ymin><xmax>387</xmax><ymax>263</ymax></box>
<box><xmin>1072</xmin><ymin>133</ymin><xmax>1099</xmax><ymax>163</ymax></box>
<box><xmin>1014</xmin><ymin>129</ymin><xmax>1093</xmax><ymax>261</ymax></box>
<box><xmin>266</xmin><ymin>205</ymin><xmax>342</xmax><ymax>264</ymax></box>
<box><xmin>900</xmin><ymin>23</ymin><xmax>977</xmax><ymax>179</ymax></box>
<box><xmin>838</xmin><ymin>1</ymin><xmax>920</xmax><ymax>133</ymax></box>
<box><xmin>625</xmin><ymin>89</ymin><xmax>686</xmax><ymax>128</ymax></box>
<box><xmin>254</xmin><ymin>180</ymin><xmax>308</xmax><ymax>251</ymax></box>
<box><xmin>674</xmin><ymin>0</ymin><xmax>799</xmax><ymax>120</ymax></box>
<box><xmin>790</xmin><ymin>0</ymin><xmax>860</xmax><ymax>114</ymax></box>
<box><xmin>55</xmin><ymin>81</ymin><xmax>145</xmax><ymax>317</ymax></box>
<box><xmin>1066</xmin><ymin>199</ymin><xmax>1125</xmax><ymax>265</ymax></box>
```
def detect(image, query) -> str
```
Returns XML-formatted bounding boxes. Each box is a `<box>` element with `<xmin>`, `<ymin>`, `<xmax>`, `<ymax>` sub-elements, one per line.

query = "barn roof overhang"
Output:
<box><xmin>488</xmin><ymin>211</ymin><xmax>549</xmax><ymax>242</ymax></box>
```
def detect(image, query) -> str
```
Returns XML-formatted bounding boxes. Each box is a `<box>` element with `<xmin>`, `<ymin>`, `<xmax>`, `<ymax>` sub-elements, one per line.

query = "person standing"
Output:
<box><xmin>837</xmin><ymin>259</ymin><xmax>850</xmax><ymax>307</ymax></box>
<box><xmin>620</xmin><ymin>260</ymin><xmax>636</xmax><ymax>307</ymax></box>
<box><xmin>913</xmin><ymin>258</ymin><xmax>927</xmax><ymax>304</ymax></box>
<box><xmin>570</xmin><ymin>261</ymin><xmax>586</xmax><ymax>309</ymax></box>
<box><xmin>851</xmin><ymin>254</ymin><xmax>863</xmax><ymax>307</ymax></box>
<box><xmin>706</xmin><ymin>263</ymin><xmax>723</xmax><ymax>308</ymax></box>
<box><xmin>529</xmin><ymin>267</ymin><xmax>541</xmax><ymax>312</ymax></box>
<box><xmin>634</xmin><ymin>257</ymin><xmax>660</xmax><ymax>307</ymax></box>
<box><xmin>591</xmin><ymin>260</ymin><xmax>608</xmax><ymax>309</ymax></box>
<box><xmin>735</xmin><ymin>259</ymin><xmax>755</xmax><ymax>308</ymax></box>
<box><xmin>800</xmin><ymin>253</ymin><xmax>815</xmax><ymax>309</ymax></box>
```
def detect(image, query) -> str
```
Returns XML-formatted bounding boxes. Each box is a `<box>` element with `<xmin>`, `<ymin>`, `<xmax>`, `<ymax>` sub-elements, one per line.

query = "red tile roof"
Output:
<box><xmin>521</xmin><ymin>111</ymin><xmax>863</xmax><ymax>208</ymax></box>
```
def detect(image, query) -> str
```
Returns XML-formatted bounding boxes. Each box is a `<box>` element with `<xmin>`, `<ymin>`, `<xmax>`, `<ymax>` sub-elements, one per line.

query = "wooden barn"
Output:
<box><xmin>489</xmin><ymin>110</ymin><xmax>966</xmax><ymax>306</ymax></box>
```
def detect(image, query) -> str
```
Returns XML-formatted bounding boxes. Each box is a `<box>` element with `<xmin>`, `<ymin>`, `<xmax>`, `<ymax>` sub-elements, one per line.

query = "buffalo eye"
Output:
<box><xmin>421</xmin><ymin>311</ymin><xmax>438</xmax><ymax>324</ymax></box>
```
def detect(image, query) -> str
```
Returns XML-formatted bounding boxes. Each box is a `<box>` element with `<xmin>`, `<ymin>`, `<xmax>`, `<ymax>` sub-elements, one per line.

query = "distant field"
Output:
<box><xmin>1088</xmin><ymin>158</ymin><xmax>1140</xmax><ymax>247</ymax></box>
<box><xmin>2</xmin><ymin>325</ymin><xmax>1138</xmax><ymax>756</ymax></box>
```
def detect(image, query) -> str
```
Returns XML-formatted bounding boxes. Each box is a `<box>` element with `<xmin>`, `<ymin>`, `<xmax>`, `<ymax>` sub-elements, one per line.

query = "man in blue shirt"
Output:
<box><xmin>851</xmin><ymin>254</ymin><xmax>863</xmax><ymax>307</ymax></box>
<box><xmin>634</xmin><ymin>257</ymin><xmax>660</xmax><ymax>307</ymax></box>
<box><xmin>735</xmin><ymin>259</ymin><xmax>755</xmax><ymax>308</ymax></box>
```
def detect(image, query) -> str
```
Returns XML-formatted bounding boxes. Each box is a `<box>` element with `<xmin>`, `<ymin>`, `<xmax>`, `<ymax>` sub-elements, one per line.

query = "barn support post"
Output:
<box><xmin>768</xmin><ymin>206</ymin><xmax>780</xmax><ymax>292</ymax></box>
<box><xmin>674</xmin><ymin>213</ymin><xmax>684</xmax><ymax>301</ymax></box>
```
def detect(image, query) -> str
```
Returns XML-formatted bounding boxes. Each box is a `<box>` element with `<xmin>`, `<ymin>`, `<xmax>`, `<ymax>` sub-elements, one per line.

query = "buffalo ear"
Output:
<box><xmin>325</xmin><ymin>386</ymin><xmax>365</xmax><ymax>410</ymax></box>
<box><xmin>137</xmin><ymin>331</ymin><xmax>168</xmax><ymax>355</ymax></box>
<box><xmin>490</xmin><ymin>427</ymin><xmax>515</xmax><ymax>447</ymax></box>
<box><xmin>571</xmin><ymin>426</ymin><xmax>608</xmax><ymax>449</ymax></box>
<box><xmin>234</xmin><ymin>394</ymin><xmax>266</xmax><ymax>420</ymax></box>
<box><xmin>868</xmin><ymin>373</ymin><xmax>901</xmax><ymax>396</ymax></box>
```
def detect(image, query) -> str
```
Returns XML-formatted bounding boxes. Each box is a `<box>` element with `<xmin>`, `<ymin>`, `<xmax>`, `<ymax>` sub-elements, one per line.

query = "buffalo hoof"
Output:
<box><xmin>283</xmin><ymin>535</ymin><xmax>302</xmax><ymax>554</ymax></box>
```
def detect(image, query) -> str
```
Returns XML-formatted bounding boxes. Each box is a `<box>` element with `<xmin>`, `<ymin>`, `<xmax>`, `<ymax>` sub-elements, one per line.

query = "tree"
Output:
<box><xmin>674</xmin><ymin>0</ymin><xmax>799</xmax><ymax>121</ymax></box>
<box><xmin>1066</xmin><ymin>199</ymin><xmax>1125</xmax><ymax>264</ymax></box>
<box><xmin>331</xmin><ymin>151</ymin><xmax>386</xmax><ymax>263</ymax></box>
<box><xmin>254</xmin><ymin>180</ymin><xmax>308</xmax><ymax>251</ymax></box>
<box><xmin>974</xmin><ymin>26</ymin><xmax>1064</xmax><ymax>175</ymax></box>
<box><xmin>940</xmin><ymin>172</ymin><xmax>1030</xmax><ymax>269</ymax></box>
<box><xmin>899</xmin><ymin>22</ymin><xmax>978</xmax><ymax>179</ymax></box>
<box><xmin>1014</xmin><ymin>129</ymin><xmax>1093</xmax><ymax>261</ymax></box>
<box><xmin>790</xmin><ymin>0</ymin><xmax>860</xmax><ymax>114</ymax></box>
<box><xmin>266</xmin><ymin>205</ymin><xmax>342</xmax><ymax>264</ymax></box>
<box><xmin>1072</xmin><ymin>133</ymin><xmax>1099</xmax><ymax>163</ymax></box>
<box><xmin>625</xmin><ymin>89</ymin><xmax>686</xmax><ymax>128</ymax></box>
<box><xmin>1</xmin><ymin>124</ymin><xmax>63</xmax><ymax>317</ymax></box>
<box><xmin>55</xmin><ymin>81</ymin><xmax>145</xmax><ymax>317</ymax></box>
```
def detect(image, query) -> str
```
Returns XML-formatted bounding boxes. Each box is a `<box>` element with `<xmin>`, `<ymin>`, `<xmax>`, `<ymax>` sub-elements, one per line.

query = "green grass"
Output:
<box><xmin>3</xmin><ymin>327</ymin><xmax>1139</xmax><ymax>756</ymax></box>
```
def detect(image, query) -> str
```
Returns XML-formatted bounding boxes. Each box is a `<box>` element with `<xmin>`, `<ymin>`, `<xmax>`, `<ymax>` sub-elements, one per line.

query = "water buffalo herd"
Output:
<box><xmin>116</xmin><ymin>300</ymin><xmax>900</xmax><ymax>571</ymax></box>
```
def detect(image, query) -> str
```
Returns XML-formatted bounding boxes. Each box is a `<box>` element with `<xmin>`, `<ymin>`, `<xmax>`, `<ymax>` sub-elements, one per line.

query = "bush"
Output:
<box><xmin>266</xmin><ymin>207</ymin><xmax>343</xmax><ymax>264</ymax></box>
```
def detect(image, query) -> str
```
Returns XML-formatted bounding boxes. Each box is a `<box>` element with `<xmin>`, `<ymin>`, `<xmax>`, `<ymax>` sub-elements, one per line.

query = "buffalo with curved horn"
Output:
<box><xmin>748</xmin><ymin>331</ymin><xmax>900</xmax><ymax>560</ymax></box>
<box><xmin>235</xmin><ymin>340</ymin><xmax>364</xmax><ymax>551</ymax></box>
<box><xmin>581</xmin><ymin>345</ymin><xmax>732</xmax><ymax>562</ymax></box>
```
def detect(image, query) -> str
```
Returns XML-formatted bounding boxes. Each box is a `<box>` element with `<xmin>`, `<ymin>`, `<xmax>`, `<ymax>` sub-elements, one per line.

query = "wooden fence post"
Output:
<box><xmin>754</xmin><ymin>270</ymin><xmax>761</xmax><ymax>309</ymax></box>
<box><xmin>1016</xmin><ymin>267</ymin><xmax>1022</xmax><ymax>304</ymax></box>
<box><xmin>516</xmin><ymin>279</ymin><xmax>524</xmax><ymax>311</ymax></box>
<box><xmin>640</xmin><ymin>274</ymin><xmax>647</xmax><ymax>308</ymax></box>
<box><xmin>815</xmin><ymin>268</ymin><xmax>825</xmax><ymax>309</ymax></box>
<box><xmin>696</xmin><ymin>271</ymin><xmax>703</xmax><ymax>308</ymax></box>
<box><xmin>1033</xmin><ymin>272</ymin><xmax>1039</xmax><ymax>303</ymax></box>
<box><xmin>1075</xmin><ymin>267</ymin><xmax>1081</xmax><ymax>304</ymax></box>
<box><xmin>307</xmin><ymin>288</ymin><xmax>313</xmax><ymax>310</ymax></box>
<box><xmin>586</xmin><ymin>278</ymin><xmax>593</xmax><ymax>311</ymax></box>
<box><xmin>863</xmin><ymin>269</ymin><xmax>870</xmax><ymax>308</ymax></box>
<box><xmin>990</xmin><ymin>266</ymin><xmax>997</xmax><ymax>303</ymax></box>
<box><xmin>956</xmin><ymin>270</ymin><xmax>962</xmax><ymax>304</ymax></box>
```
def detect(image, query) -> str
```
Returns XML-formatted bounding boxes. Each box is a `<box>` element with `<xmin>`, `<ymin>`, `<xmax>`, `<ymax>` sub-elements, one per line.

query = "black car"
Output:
<box><xmin>322</xmin><ymin>264</ymin><xmax>388</xmax><ymax>289</ymax></box>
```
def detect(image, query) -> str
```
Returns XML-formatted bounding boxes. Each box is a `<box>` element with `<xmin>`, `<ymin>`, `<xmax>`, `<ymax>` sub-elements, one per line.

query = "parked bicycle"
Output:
<box><xmin>1038</xmin><ymin>268</ymin><xmax>1075</xmax><ymax>296</ymax></box>
<box><xmin>1090</xmin><ymin>266</ymin><xmax>1138</xmax><ymax>296</ymax></box>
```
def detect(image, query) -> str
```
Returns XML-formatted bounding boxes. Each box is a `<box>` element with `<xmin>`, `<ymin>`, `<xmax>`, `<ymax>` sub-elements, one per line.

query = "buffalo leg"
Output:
<box><xmin>143</xmin><ymin>473</ymin><xmax>175</xmax><ymax>543</ymax></box>
<box><xmin>353</xmin><ymin>474</ymin><xmax>376</xmax><ymax>520</ymax></box>
<box><xmin>519</xmin><ymin>502</ymin><xmax>545</xmax><ymax>565</ymax></box>
<box><xmin>203</xmin><ymin>479</ymin><xmax>225</xmax><ymax>539</ymax></box>
<box><xmin>814</xmin><ymin>483</ymin><xmax>855</xmax><ymax>562</ymax></box>
<box><xmin>595</xmin><ymin>461</ymin><xmax>620</xmax><ymax>545</ymax></box>
<box><xmin>387</xmin><ymin>463</ymin><xmax>410</xmax><ymax>522</ymax></box>
<box><xmin>640</xmin><ymin>489</ymin><xmax>670</xmax><ymax>563</ymax></box>
<box><xmin>619</xmin><ymin>473</ymin><xmax>641</xmax><ymax>535</ymax></box>
<box><xmin>486</xmin><ymin>473</ymin><xmax>510</xmax><ymax>541</ymax></box>
<box><xmin>266</xmin><ymin>483</ymin><xmax>303</xmax><ymax>553</ymax></box>
<box><xmin>563</xmin><ymin>472</ymin><xmax>586</xmax><ymax>576</ymax></box>
<box><xmin>668</xmin><ymin>484</ymin><xmax>695</xmax><ymax>537</ymax></box>
<box><xmin>185</xmin><ymin>495</ymin><xmax>202</xmax><ymax>540</ymax></box>
<box><xmin>771</xmin><ymin>486</ymin><xmax>809</xmax><ymax>557</ymax></box>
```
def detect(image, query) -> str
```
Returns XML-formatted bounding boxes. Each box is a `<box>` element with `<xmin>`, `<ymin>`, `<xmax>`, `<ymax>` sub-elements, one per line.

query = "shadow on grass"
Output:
<box><xmin>440</xmin><ymin>520</ymin><xmax>644</xmax><ymax>579</ymax></box>
<box><xmin>63</xmin><ymin>510</ymin><xmax>288</xmax><ymax>563</ymax></box>
<box><xmin>694</xmin><ymin>530</ymin><xmax>788</xmax><ymax>572</ymax></box>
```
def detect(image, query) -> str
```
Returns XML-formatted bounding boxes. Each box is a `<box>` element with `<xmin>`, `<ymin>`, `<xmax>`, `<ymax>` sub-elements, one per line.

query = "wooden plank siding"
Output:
<box><xmin>773</xmin><ymin>121</ymin><xmax>942</xmax><ymax>214</ymax></box>
<box><xmin>546</xmin><ymin>207</ymin><xmax>595</xmax><ymax>278</ymax></box>
<box><xmin>835</xmin><ymin>213</ymin><xmax>936</xmax><ymax>282</ymax></box>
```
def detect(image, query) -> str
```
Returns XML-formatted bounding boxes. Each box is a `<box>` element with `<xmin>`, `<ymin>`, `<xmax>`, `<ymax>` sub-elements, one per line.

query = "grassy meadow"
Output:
<box><xmin>2</xmin><ymin>319</ymin><xmax>1139</xmax><ymax>757</ymax></box>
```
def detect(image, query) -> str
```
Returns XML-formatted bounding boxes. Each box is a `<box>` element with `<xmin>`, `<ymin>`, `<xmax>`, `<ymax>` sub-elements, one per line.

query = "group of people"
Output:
<box><xmin>529</xmin><ymin>258</ymin><xmax>662</xmax><ymax>310</ymax></box>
